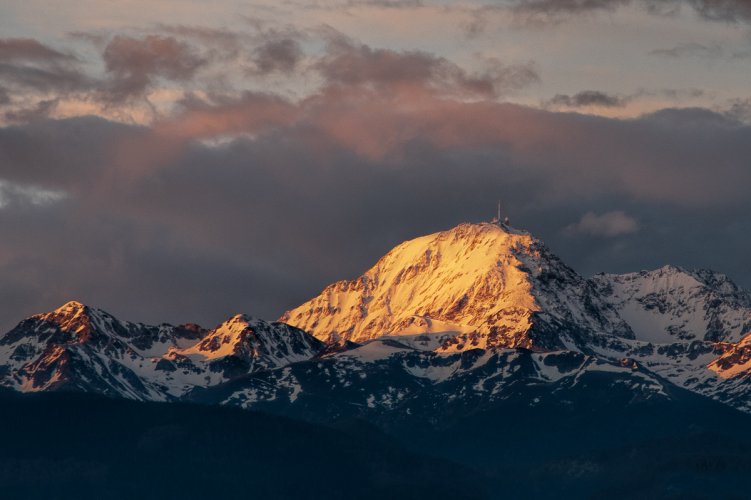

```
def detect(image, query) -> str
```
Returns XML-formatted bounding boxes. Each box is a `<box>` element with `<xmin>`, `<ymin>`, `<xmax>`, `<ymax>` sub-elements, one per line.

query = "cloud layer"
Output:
<box><xmin>0</xmin><ymin>13</ymin><xmax>749</xmax><ymax>331</ymax></box>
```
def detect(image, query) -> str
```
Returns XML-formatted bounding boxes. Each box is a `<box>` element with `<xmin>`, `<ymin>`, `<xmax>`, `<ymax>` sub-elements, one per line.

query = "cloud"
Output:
<box><xmin>0</xmin><ymin>37</ymin><xmax>88</xmax><ymax>95</ymax></box>
<box><xmin>251</xmin><ymin>37</ymin><xmax>304</xmax><ymax>74</ymax></box>
<box><xmin>0</xmin><ymin>62</ymin><xmax>88</xmax><ymax>93</ymax></box>
<box><xmin>157</xmin><ymin>91</ymin><xmax>299</xmax><ymax>140</ymax></box>
<box><xmin>316</xmin><ymin>36</ymin><xmax>539</xmax><ymax>98</ymax></box>
<box><xmin>157</xmin><ymin>25</ymin><xmax>244</xmax><ymax>55</ymax></box>
<box><xmin>688</xmin><ymin>0</ymin><xmax>751</xmax><ymax>23</ymax></box>
<box><xmin>508</xmin><ymin>0</ymin><xmax>751</xmax><ymax>24</ymax></box>
<box><xmin>510</xmin><ymin>0</ymin><xmax>636</xmax><ymax>16</ymax></box>
<box><xmin>351</xmin><ymin>0</ymin><xmax>424</xmax><ymax>6</ymax></box>
<box><xmin>548</xmin><ymin>90</ymin><xmax>628</xmax><ymax>108</ymax></box>
<box><xmin>653</xmin><ymin>88</ymin><xmax>705</xmax><ymax>100</ymax></box>
<box><xmin>546</xmin><ymin>88</ymin><xmax>708</xmax><ymax>112</ymax></box>
<box><xmin>649</xmin><ymin>42</ymin><xmax>723</xmax><ymax>58</ymax></box>
<box><xmin>3</xmin><ymin>98</ymin><xmax>58</xmax><ymax>123</ymax></box>
<box><xmin>564</xmin><ymin>211</ymin><xmax>640</xmax><ymax>237</ymax></box>
<box><xmin>724</xmin><ymin>98</ymin><xmax>751</xmax><ymax>123</ymax></box>
<box><xmin>0</xmin><ymin>179</ymin><xmax>66</xmax><ymax>209</ymax></box>
<box><xmin>101</xmin><ymin>35</ymin><xmax>206</xmax><ymax>102</ymax></box>
<box><xmin>0</xmin><ymin>38</ymin><xmax>74</xmax><ymax>62</ymax></box>
<box><xmin>1</xmin><ymin>94</ymin><xmax>750</xmax><ymax>332</ymax></box>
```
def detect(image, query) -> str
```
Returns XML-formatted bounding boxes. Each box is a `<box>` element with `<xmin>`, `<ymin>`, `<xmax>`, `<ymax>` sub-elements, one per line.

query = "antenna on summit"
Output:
<box><xmin>491</xmin><ymin>200</ymin><xmax>501</xmax><ymax>225</ymax></box>
<box><xmin>491</xmin><ymin>200</ymin><xmax>510</xmax><ymax>227</ymax></box>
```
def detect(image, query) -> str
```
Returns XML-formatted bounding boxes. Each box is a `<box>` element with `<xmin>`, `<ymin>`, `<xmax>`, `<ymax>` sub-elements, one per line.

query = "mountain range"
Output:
<box><xmin>2</xmin><ymin>221</ymin><xmax>751</xmax><ymax>498</ymax></box>
<box><xmin>3</xmin><ymin>222</ymin><xmax>749</xmax><ymax>412</ymax></box>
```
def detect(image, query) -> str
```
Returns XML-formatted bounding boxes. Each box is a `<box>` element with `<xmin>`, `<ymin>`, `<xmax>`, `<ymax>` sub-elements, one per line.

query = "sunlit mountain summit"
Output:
<box><xmin>281</xmin><ymin>220</ymin><xmax>633</xmax><ymax>351</ymax></box>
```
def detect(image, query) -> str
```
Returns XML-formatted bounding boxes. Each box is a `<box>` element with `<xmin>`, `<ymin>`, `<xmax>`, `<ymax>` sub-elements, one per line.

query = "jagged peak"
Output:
<box><xmin>30</xmin><ymin>300</ymin><xmax>108</xmax><ymax>340</ymax></box>
<box><xmin>654</xmin><ymin>264</ymin><xmax>686</xmax><ymax>274</ymax></box>
<box><xmin>52</xmin><ymin>300</ymin><xmax>89</xmax><ymax>315</ymax></box>
<box><xmin>42</xmin><ymin>300</ymin><xmax>115</xmax><ymax>325</ymax></box>
<box><xmin>178</xmin><ymin>312</ymin><xmax>321</xmax><ymax>362</ymax></box>
<box><xmin>228</xmin><ymin>313</ymin><xmax>253</xmax><ymax>323</ymax></box>
<box><xmin>217</xmin><ymin>313</ymin><xmax>261</xmax><ymax>330</ymax></box>
<box><xmin>206</xmin><ymin>314</ymin><xmax>286</xmax><ymax>341</ymax></box>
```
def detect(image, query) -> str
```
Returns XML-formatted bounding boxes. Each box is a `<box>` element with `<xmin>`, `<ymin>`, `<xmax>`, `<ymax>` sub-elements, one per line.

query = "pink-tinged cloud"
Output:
<box><xmin>93</xmin><ymin>77</ymin><xmax>749</xmax><ymax>209</ymax></box>
<box><xmin>316</xmin><ymin>37</ymin><xmax>538</xmax><ymax>99</ymax></box>
<box><xmin>102</xmin><ymin>35</ymin><xmax>205</xmax><ymax>102</ymax></box>
<box><xmin>155</xmin><ymin>93</ymin><xmax>299</xmax><ymax>140</ymax></box>
<box><xmin>0</xmin><ymin>38</ymin><xmax>73</xmax><ymax>61</ymax></box>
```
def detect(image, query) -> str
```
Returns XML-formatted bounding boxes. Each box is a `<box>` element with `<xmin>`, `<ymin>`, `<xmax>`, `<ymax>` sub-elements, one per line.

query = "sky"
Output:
<box><xmin>0</xmin><ymin>0</ymin><xmax>750</xmax><ymax>330</ymax></box>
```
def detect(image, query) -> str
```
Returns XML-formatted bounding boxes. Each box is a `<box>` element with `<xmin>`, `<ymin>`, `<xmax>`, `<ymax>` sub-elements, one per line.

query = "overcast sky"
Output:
<box><xmin>0</xmin><ymin>0</ymin><xmax>750</xmax><ymax>330</ymax></box>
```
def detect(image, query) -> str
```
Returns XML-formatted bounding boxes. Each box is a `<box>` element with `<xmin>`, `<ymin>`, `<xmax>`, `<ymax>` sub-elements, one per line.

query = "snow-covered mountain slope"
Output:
<box><xmin>0</xmin><ymin>301</ymin><xmax>203</xmax><ymax>399</ymax></box>
<box><xmin>156</xmin><ymin>314</ymin><xmax>325</xmax><ymax>392</ymax></box>
<box><xmin>583</xmin><ymin>266</ymin><xmax>751</xmax><ymax>411</ymax></box>
<box><xmin>0</xmin><ymin>301</ymin><xmax>323</xmax><ymax>400</ymax></box>
<box><xmin>189</xmin><ymin>338</ymin><xmax>673</xmax><ymax>428</ymax></box>
<box><xmin>281</xmin><ymin>222</ymin><xmax>633</xmax><ymax>352</ymax></box>
<box><xmin>591</xmin><ymin>266</ymin><xmax>751</xmax><ymax>344</ymax></box>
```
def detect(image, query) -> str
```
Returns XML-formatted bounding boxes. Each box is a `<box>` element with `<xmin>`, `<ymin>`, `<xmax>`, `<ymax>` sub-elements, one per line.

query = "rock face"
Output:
<box><xmin>1</xmin><ymin>221</ymin><xmax>750</xmax><ymax>421</ymax></box>
<box><xmin>281</xmin><ymin>222</ymin><xmax>633</xmax><ymax>351</ymax></box>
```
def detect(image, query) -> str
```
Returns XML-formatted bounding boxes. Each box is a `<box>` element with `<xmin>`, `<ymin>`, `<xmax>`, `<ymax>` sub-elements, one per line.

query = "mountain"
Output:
<box><xmin>157</xmin><ymin>313</ymin><xmax>324</xmax><ymax>394</ymax></box>
<box><xmin>0</xmin><ymin>301</ymin><xmax>203</xmax><ymax>400</ymax></box>
<box><xmin>589</xmin><ymin>266</ymin><xmax>751</xmax><ymax>411</ymax></box>
<box><xmin>590</xmin><ymin>265</ymin><xmax>751</xmax><ymax>344</ymax></box>
<box><xmin>281</xmin><ymin>222</ymin><xmax>633</xmax><ymax>351</ymax></box>
<box><xmin>0</xmin><ymin>302</ymin><xmax>323</xmax><ymax>401</ymax></box>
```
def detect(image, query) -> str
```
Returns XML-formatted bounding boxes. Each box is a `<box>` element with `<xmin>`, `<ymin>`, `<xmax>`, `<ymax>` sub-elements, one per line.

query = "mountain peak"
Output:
<box><xmin>225</xmin><ymin>313</ymin><xmax>253</xmax><ymax>325</ymax></box>
<box><xmin>654</xmin><ymin>264</ymin><xmax>686</xmax><ymax>274</ymax></box>
<box><xmin>455</xmin><ymin>220</ymin><xmax>529</xmax><ymax>236</ymax></box>
<box><xmin>281</xmin><ymin>222</ymin><xmax>631</xmax><ymax>349</ymax></box>
<box><xmin>52</xmin><ymin>300</ymin><xmax>88</xmax><ymax>315</ymax></box>
<box><xmin>35</xmin><ymin>300</ymin><xmax>104</xmax><ymax>339</ymax></box>
<box><xmin>175</xmin><ymin>314</ymin><xmax>324</xmax><ymax>372</ymax></box>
